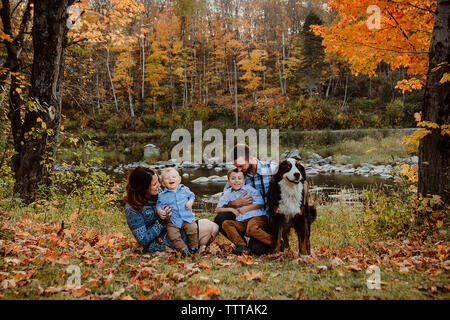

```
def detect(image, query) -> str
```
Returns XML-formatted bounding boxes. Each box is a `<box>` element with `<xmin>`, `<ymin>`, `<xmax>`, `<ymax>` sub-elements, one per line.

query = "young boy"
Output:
<box><xmin>216</xmin><ymin>168</ymin><xmax>273</xmax><ymax>254</ymax></box>
<box><xmin>156</xmin><ymin>167</ymin><xmax>198</xmax><ymax>256</ymax></box>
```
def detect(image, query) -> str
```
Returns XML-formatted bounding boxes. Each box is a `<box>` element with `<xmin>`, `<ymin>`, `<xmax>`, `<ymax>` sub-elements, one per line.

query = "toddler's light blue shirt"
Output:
<box><xmin>156</xmin><ymin>184</ymin><xmax>195</xmax><ymax>228</ymax></box>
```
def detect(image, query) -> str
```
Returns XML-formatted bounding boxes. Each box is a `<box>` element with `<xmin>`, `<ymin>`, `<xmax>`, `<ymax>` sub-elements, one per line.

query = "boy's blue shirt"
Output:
<box><xmin>156</xmin><ymin>184</ymin><xmax>195</xmax><ymax>228</ymax></box>
<box><xmin>217</xmin><ymin>184</ymin><xmax>268</xmax><ymax>222</ymax></box>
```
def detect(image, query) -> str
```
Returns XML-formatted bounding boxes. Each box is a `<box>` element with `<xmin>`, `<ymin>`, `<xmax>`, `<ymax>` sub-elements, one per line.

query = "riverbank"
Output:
<box><xmin>57</xmin><ymin>128</ymin><xmax>416</xmax><ymax>168</ymax></box>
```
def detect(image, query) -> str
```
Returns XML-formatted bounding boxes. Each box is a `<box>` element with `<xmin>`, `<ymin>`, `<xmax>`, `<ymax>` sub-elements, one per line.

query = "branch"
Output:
<box><xmin>386</xmin><ymin>9</ymin><xmax>417</xmax><ymax>52</ymax></box>
<box><xmin>326</xmin><ymin>39</ymin><xmax>428</xmax><ymax>55</ymax></box>
<box><xmin>13</xmin><ymin>1</ymin><xmax>32</xmax><ymax>46</ymax></box>
<box><xmin>390</xmin><ymin>1</ymin><xmax>436</xmax><ymax>14</ymax></box>
<box><xmin>66</xmin><ymin>37</ymin><xmax>88</xmax><ymax>48</ymax></box>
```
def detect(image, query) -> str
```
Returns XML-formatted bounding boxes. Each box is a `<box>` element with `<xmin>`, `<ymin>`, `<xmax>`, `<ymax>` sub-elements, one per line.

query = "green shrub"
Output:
<box><xmin>362</xmin><ymin>185</ymin><xmax>446</xmax><ymax>236</ymax></box>
<box><xmin>385</xmin><ymin>99</ymin><xmax>405</xmax><ymax>126</ymax></box>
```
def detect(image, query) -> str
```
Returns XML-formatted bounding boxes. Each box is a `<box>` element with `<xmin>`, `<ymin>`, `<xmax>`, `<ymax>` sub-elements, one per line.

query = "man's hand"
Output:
<box><xmin>228</xmin><ymin>192</ymin><xmax>253</xmax><ymax>208</ymax></box>
<box><xmin>185</xmin><ymin>198</ymin><xmax>194</xmax><ymax>210</ymax></box>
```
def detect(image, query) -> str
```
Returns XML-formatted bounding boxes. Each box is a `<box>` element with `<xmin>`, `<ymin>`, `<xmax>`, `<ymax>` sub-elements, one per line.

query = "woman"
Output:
<box><xmin>124</xmin><ymin>166</ymin><xmax>219</xmax><ymax>253</ymax></box>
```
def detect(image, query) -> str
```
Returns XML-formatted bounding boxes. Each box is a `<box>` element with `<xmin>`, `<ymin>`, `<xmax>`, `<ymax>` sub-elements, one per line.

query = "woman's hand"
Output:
<box><xmin>157</xmin><ymin>204</ymin><xmax>172</xmax><ymax>220</ymax></box>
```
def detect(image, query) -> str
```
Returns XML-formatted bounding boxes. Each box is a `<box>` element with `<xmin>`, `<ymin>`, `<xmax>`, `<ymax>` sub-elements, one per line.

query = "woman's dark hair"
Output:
<box><xmin>124</xmin><ymin>166</ymin><xmax>157</xmax><ymax>211</ymax></box>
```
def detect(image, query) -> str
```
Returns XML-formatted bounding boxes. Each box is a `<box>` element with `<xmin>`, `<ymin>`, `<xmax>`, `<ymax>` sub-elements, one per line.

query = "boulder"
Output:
<box><xmin>205</xmin><ymin>157</ymin><xmax>222</xmax><ymax>166</ymax></box>
<box><xmin>307</xmin><ymin>153</ymin><xmax>323</xmax><ymax>161</ymax></box>
<box><xmin>209</xmin><ymin>175</ymin><xmax>228</xmax><ymax>183</ymax></box>
<box><xmin>191</xmin><ymin>177</ymin><xmax>209</xmax><ymax>184</ymax></box>
<box><xmin>181</xmin><ymin>161</ymin><xmax>200</xmax><ymax>168</ymax></box>
<box><xmin>143</xmin><ymin>144</ymin><xmax>160</xmax><ymax>159</ymax></box>
<box><xmin>281</xmin><ymin>149</ymin><xmax>301</xmax><ymax>159</ymax></box>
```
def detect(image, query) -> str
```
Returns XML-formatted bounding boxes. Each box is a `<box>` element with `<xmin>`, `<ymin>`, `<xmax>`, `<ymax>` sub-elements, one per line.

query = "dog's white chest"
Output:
<box><xmin>277</xmin><ymin>180</ymin><xmax>303</xmax><ymax>219</ymax></box>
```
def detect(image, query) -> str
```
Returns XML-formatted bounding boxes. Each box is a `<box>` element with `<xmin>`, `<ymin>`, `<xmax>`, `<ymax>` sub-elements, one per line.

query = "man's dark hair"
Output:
<box><xmin>232</xmin><ymin>144</ymin><xmax>250</xmax><ymax>161</ymax></box>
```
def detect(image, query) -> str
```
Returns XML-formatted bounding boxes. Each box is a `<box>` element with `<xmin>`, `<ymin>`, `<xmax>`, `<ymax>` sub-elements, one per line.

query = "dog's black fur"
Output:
<box><xmin>268</xmin><ymin>158</ymin><xmax>317</xmax><ymax>256</ymax></box>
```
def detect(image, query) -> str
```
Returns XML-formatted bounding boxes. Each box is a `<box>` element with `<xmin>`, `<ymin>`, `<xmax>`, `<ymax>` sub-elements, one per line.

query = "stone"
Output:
<box><xmin>181</xmin><ymin>161</ymin><xmax>200</xmax><ymax>168</ymax></box>
<box><xmin>281</xmin><ymin>149</ymin><xmax>300</xmax><ymax>159</ymax></box>
<box><xmin>205</xmin><ymin>157</ymin><xmax>222</xmax><ymax>166</ymax></box>
<box><xmin>156</xmin><ymin>160</ymin><xmax>176</xmax><ymax>167</ymax></box>
<box><xmin>191</xmin><ymin>177</ymin><xmax>209</xmax><ymax>184</ymax></box>
<box><xmin>307</xmin><ymin>153</ymin><xmax>323</xmax><ymax>161</ymax></box>
<box><xmin>143</xmin><ymin>144</ymin><xmax>160</xmax><ymax>159</ymax></box>
<box><xmin>209</xmin><ymin>175</ymin><xmax>228</xmax><ymax>183</ymax></box>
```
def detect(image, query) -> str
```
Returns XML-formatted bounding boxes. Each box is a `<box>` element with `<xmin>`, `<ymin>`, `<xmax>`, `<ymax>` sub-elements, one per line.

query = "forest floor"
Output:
<box><xmin>1</xmin><ymin>198</ymin><xmax>448</xmax><ymax>300</ymax></box>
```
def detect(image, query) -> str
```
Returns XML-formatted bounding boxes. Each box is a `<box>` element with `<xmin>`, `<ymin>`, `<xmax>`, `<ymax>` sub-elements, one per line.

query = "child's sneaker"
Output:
<box><xmin>189</xmin><ymin>247</ymin><xmax>198</xmax><ymax>255</ymax></box>
<box><xmin>233</xmin><ymin>245</ymin><xmax>250</xmax><ymax>255</ymax></box>
<box><xmin>181</xmin><ymin>248</ymin><xmax>190</xmax><ymax>257</ymax></box>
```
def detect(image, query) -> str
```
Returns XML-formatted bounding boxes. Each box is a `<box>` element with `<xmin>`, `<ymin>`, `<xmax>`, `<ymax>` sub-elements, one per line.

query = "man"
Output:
<box><xmin>214</xmin><ymin>144</ymin><xmax>278</xmax><ymax>254</ymax></box>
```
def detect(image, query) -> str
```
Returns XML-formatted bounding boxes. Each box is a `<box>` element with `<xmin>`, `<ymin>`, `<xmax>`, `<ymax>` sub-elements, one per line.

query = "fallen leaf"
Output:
<box><xmin>198</xmin><ymin>261</ymin><xmax>211</xmax><ymax>269</ymax></box>
<box><xmin>188</xmin><ymin>283</ymin><xmax>202</xmax><ymax>297</ymax></box>
<box><xmin>1</xmin><ymin>279</ymin><xmax>16</xmax><ymax>289</ymax></box>
<box><xmin>44</xmin><ymin>285</ymin><xmax>64</xmax><ymax>294</ymax></box>
<box><xmin>237</xmin><ymin>254</ymin><xmax>254</xmax><ymax>266</ymax></box>
<box><xmin>345</xmin><ymin>265</ymin><xmax>362</xmax><ymax>272</ymax></box>
<box><xmin>399</xmin><ymin>267</ymin><xmax>409</xmax><ymax>274</ymax></box>
<box><xmin>204</xmin><ymin>284</ymin><xmax>220</xmax><ymax>296</ymax></box>
<box><xmin>330</xmin><ymin>257</ymin><xmax>344</xmax><ymax>267</ymax></box>
<box><xmin>317</xmin><ymin>265</ymin><xmax>328</xmax><ymax>272</ymax></box>
<box><xmin>71</xmin><ymin>286</ymin><xmax>87</xmax><ymax>297</ymax></box>
<box><xmin>183</xmin><ymin>263</ymin><xmax>200</xmax><ymax>277</ymax></box>
<box><xmin>239</xmin><ymin>271</ymin><xmax>263</xmax><ymax>282</ymax></box>
<box><xmin>112</xmin><ymin>288</ymin><xmax>125</xmax><ymax>299</ymax></box>
<box><xmin>138</xmin><ymin>293</ymin><xmax>148</xmax><ymax>300</ymax></box>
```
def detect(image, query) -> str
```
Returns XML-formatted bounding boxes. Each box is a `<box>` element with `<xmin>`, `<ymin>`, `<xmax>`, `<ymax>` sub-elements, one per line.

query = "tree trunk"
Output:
<box><xmin>12</xmin><ymin>0</ymin><xmax>75</xmax><ymax>204</ymax></box>
<box><xmin>141</xmin><ymin>37</ymin><xmax>145</xmax><ymax>100</ymax></box>
<box><xmin>418</xmin><ymin>0</ymin><xmax>450</xmax><ymax>202</ymax></box>
<box><xmin>281</xmin><ymin>31</ymin><xmax>287</xmax><ymax>96</ymax></box>
<box><xmin>106</xmin><ymin>44</ymin><xmax>119</xmax><ymax>111</ymax></box>
<box><xmin>234</xmin><ymin>59</ymin><xmax>238</xmax><ymax>128</ymax></box>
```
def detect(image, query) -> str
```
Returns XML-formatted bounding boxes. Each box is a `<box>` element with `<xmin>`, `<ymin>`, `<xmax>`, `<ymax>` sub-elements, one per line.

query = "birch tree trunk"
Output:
<box><xmin>106</xmin><ymin>44</ymin><xmax>119</xmax><ymax>111</ymax></box>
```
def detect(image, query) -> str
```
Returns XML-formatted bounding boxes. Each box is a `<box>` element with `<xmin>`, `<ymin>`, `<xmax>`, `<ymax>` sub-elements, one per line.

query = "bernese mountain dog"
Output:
<box><xmin>268</xmin><ymin>157</ymin><xmax>317</xmax><ymax>257</ymax></box>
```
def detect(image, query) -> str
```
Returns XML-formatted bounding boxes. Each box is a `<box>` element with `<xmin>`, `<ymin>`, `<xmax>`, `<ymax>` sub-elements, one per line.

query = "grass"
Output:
<box><xmin>281</xmin><ymin>129</ymin><xmax>415</xmax><ymax>165</ymax></box>
<box><xmin>1</xmin><ymin>190</ymin><xmax>448</xmax><ymax>300</ymax></box>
